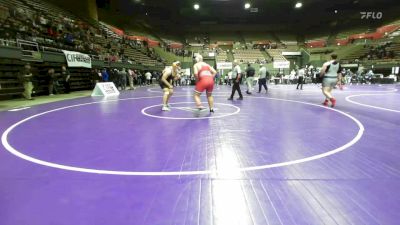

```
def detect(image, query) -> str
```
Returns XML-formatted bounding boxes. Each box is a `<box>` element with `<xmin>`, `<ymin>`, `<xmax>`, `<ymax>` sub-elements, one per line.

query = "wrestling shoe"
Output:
<box><xmin>330</xmin><ymin>98</ymin><xmax>336</xmax><ymax>108</ymax></box>
<box><xmin>162</xmin><ymin>106</ymin><xmax>171</xmax><ymax>111</ymax></box>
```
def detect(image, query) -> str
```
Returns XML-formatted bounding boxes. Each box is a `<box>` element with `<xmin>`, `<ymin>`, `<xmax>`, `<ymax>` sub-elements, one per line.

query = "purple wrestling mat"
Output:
<box><xmin>0</xmin><ymin>84</ymin><xmax>399</xmax><ymax>225</ymax></box>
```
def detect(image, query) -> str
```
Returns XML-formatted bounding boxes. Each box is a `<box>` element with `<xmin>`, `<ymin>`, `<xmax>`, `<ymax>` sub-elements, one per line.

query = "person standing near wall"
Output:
<box><xmin>119</xmin><ymin>68</ymin><xmax>127</xmax><ymax>91</ymax></box>
<box><xmin>145</xmin><ymin>71</ymin><xmax>152</xmax><ymax>85</ymax></box>
<box><xmin>128</xmin><ymin>68</ymin><xmax>135</xmax><ymax>90</ymax></box>
<box><xmin>91</xmin><ymin>69</ymin><xmax>101</xmax><ymax>88</ymax></box>
<box><xmin>48</xmin><ymin>68</ymin><xmax>58</xmax><ymax>95</ymax></box>
<box><xmin>296</xmin><ymin>67</ymin><xmax>305</xmax><ymax>90</ymax></box>
<box><xmin>246</xmin><ymin>63</ymin><xmax>255</xmax><ymax>95</ymax></box>
<box><xmin>258</xmin><ymin>64</ymin><xmax>269</xmax><ymax>93</ymax></box>
<box><xmin>61</xmin><ymin>65</ymin><xmax>71</xmax><ymax>94</ymax></box>
<box><xmin>20</xmin><ymin>63</ymin><xmax>34</xmax><ymax>100</ymax></box>
<box><xmin>101</xmin><ymin>68</ymin><xmax>109</xmax><ymax>82</ymax></box>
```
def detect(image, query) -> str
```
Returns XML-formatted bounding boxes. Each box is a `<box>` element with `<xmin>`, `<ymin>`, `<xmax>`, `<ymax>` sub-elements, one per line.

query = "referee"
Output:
<box><xmin>228</xmin><ymin>61</ymin><xmax>243</xmax><ymax>100</ymax></box>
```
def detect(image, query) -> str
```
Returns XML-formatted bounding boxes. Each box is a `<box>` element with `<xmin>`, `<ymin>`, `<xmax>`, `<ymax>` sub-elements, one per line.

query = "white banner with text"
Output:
<box><xmin>62</xmin><ymin>50</ymin><xmax>92</xmax><ymax>68</ymax></box>
<box><xmin>273</xmin><ymin>61</ymin><xmax>290</xmax><ymax>69</ymax></box>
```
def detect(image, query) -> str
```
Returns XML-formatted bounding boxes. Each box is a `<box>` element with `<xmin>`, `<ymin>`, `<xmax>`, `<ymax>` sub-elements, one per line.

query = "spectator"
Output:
<box><xmin>128</xmin><ymin>69</ymin><xmax>135</xmax><ymax>90</ymax></box>
<box><xmin>145</xmin><ymin>71</ymin><xmax>152</xmax><ymax>85</ymax></box>
<box><xmin>91</xmin><ymin>69</ymin><xmax>101</xmax><ymax>88</ymax></box>
<box><xmin>297</xmin><ymin>68</ymin><xmax>305</xmax><ymax>90</ymax></box>
<box><xmin>245</xmin><ymin>63</ymin><xmax>255</xmax><ymax>95</ymax></box>
<box><xmin>19</xmin><ymin>63</ymin><xmax>34</xmax><ymax>100</ymax></box>
<box><xmin>61</xmin><ymin>65</ymin><xmax>71</xmax><ymax>93</ymax></box>
<box><xmin>258</xmin><ymin>64</ymin><xmax>269</xmax><ymax>93</ymax></box>
<box><xmin>118</xmin><ymin>68</ymin><xmax>127</xmax><ymax>90</ymax></box>
<box><xmin>101</xmin><ymin>68</ymin><xmax>109</xmax><ymax>82</ymax></box>
<box><xmin>47</xmin><ymin>68</ymin><xmax>58</xmax><ymax>95</ymax></box>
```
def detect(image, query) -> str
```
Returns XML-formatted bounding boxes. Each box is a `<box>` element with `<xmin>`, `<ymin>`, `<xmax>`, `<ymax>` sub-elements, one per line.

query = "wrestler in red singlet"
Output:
<box><xmin>193</xmin><ymin>55</ymin><xmax>217</xmax><ymax>112</ymax></box>
<box><xmin>195</xmin><ymin>65</ymin><xmax>215</xmax><ymax>94</ymax></box>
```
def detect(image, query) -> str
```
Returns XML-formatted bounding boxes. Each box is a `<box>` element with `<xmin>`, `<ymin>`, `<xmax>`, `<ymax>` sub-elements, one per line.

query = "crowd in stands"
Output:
<box><xmin>252</xmin><ymin>43</ymin><xmax>279</xmax><ymax>50</ymax></box>
<box><xmin>362</xmin><ymin>42</ymin><xmax>396</xmax><ymax>60</ymax></box>
<box><xmin>0</xmin><ymin>0</ymin><xmax>164</xmax><ymax>65</ymax></box>
<box><xmin>160</xmin><ymin>44</ymin><xmax>192</xmax><ymax>57</ymax></box>
<box><xmin>186</xmin><ymin>36</ymin><xmax>210</xmax><ymax>45</ymax></box>
<box><xmin>0</xmin><ymin>3</ymin><xmax>102</xmax><ymax>54</ymax></box>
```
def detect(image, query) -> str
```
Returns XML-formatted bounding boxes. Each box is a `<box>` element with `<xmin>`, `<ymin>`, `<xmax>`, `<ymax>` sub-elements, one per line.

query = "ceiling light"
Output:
<box><xmin>295</xmin><ymin>2</ymin><xmax>303</xmax><ymax>8</ymax></box>
<box><xmin>194</xmin><ymin>4</ymin><xmax>200</xmax><ymax>10</ymax></box>
<box><xmin>244</xmin><ymin>3</ymin><xmax>251</xmax><ymax>9</ymax></box>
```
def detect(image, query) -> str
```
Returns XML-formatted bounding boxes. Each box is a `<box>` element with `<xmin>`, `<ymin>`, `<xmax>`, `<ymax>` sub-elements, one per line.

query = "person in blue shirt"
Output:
<box><xmin>101</xmin><ymin>68</ymin><xmax>109</xmax><ymax>82</ymax></box>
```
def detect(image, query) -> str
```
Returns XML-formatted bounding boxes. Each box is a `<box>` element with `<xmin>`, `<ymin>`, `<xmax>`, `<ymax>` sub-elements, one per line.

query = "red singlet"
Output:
<box><xmin>195</xmin><ymin>65</ymin><xmax>215</xmax><ymax>93</ymax></box>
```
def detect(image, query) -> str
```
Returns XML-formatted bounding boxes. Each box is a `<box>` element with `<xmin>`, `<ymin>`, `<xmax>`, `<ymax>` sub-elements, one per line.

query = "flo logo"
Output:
<box><xmin>360</xmin><ymin>12</ymin><xmax>383</xmax><ymax>19</ymax></box>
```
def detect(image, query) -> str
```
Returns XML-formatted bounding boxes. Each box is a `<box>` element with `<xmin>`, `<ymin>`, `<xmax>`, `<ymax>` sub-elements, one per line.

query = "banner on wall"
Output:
<box><xmin>62</xmin><ymin>50</ymin><xmax>92</xmax><ymax>68</ymax></box>
<box><xmin>341</xmin><ymin>64</ymin><xmax>359</xmax><ymax>68</ymax></box>
<box><xmin>282</xmin><ymin>51</ymin><xmax>301</xmax><ymax>56</ymax></box>
<box><xmin>216</xmin><ymin>62</ymin><xmax>233</xmax><ymax>70</ymax></box>
<box><xmin>273</xmin><ymin>61</ymin><xmax>290</xmax><ymax>69</ymax></box>
<box><xmin>392</xmin><ymin>67</ymin><xmax>399</xmax><ymax>74</ymax></box>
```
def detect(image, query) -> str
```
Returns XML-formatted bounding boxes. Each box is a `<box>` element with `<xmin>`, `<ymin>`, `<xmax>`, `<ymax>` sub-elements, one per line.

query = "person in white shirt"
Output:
<box><xmin>227</xmin><ymin>71</ymin><xmax>232</xmax><ymax>86</ymax></box>
<box><xmin>258</xmin><ymin>64</ymin><xmax>269</xmax><ymax>93</ymax></box>
<box><xmin>128</xmin><ymin>69</ymin><xmax>135</xmax><ymax>90</ymax></box>
<box><xmin>320</xmin><ymin>54</ymin><xmax>342</xmax><ymax>107</ymax></box>
<box><xmin>228</xmin><ymin>60</ymin><xmax>243</xmax><ymax>100</ymax></box>
<box><xmin>296</xmin><ymin>68</ymin><xmax>305</xmax><ymax>90</ymax></box>
<box><xmin>145</xmin><ymin>71</ymin><xmax>152</xmax><ymax>85</ymax></box>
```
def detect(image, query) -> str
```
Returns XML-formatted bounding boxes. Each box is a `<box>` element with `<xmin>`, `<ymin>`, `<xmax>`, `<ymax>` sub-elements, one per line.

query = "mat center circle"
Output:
<box><xmin>141</xmin><ymin>102</ymin><xmax>241</xmax><ymax>120</ymax></box>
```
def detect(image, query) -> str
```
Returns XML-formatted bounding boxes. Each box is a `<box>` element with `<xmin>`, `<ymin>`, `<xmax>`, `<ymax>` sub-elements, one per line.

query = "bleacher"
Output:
<box><xmin>341</xmin><ymin>46</ymin><xmax>371</xmax><ymax>62</ymax></box>
<box><xmin>209</xmin><ymin>33</ymin><xmax>239</xmax><ymax>43</ymax></box>
<box><xmin>0</xmin><ymin>57</ymin><xmax>93</xmax><ymax>100</ymax></box>
<box><xmin>242</xmin><ymin>32</ymin><xmax>275</xmax><ymax>43</ymax></box>
<box><xmin>1</xmin><ymin>0</ymin><xmax>167</xmax><ymax>66</ymax></box>
<box><xmin>124</xmin><ymin>47</ymin><xmax>160</xmax><ymax>66</ymax></box>
<box><xmin>233</xmin><ymin>49</ymin><xmax>266</xmax><ymax>63</ymax></box>
<box><xmin>216</xmin><ymin>51</ymin><xmax>229</xmax><ymax>62</ymax></box>
<box><xmin>266</xmin><ymin>49</ymin><xmax>287</xmax><ymax>61</ymax></box>
<box><xmin>387</xmin><ymin>42</ymin><xmax>400</xmax><ymax>56</ymax></box>
<box><xmin>0</xmin><ymin>58</ymin><xmax>24</xmax><ymax>99</ymax></box>
<box><xmin>336</xmin><ymin>27</ymin><xmax>370</xmax><ymax>39</ymax></box>
<box><xmin>0</xmin><ymin>0</ymin><xmax>171</xmax><ymax>99</ymax></box>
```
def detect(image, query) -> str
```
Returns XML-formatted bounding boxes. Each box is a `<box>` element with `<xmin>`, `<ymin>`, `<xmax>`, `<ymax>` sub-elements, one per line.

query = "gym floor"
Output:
<box><xmin>1</xmin><ymin>84</ymin><xmax>399</xmax><ymax>225</ymax></box>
